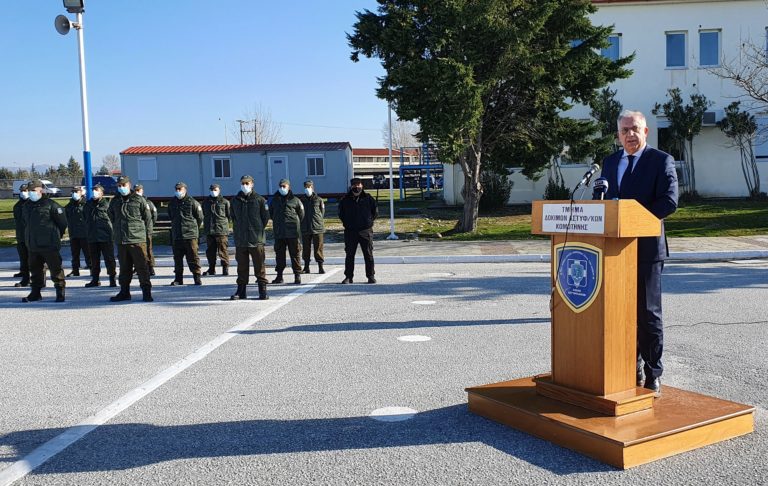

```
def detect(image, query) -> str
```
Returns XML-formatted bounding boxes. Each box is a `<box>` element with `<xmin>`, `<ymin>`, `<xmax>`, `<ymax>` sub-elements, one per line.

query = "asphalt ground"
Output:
<box><xmin>0</xmin><ymin>260</ymin><xmax>766</xmax><ymax>485</ymax></box>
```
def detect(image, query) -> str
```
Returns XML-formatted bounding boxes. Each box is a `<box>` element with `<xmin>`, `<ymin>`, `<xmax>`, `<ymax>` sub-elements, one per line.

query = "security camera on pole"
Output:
<box><xmin>55</xmin><ymin>0</ymin><xmax>93</xmax><ymax>199</ymax></box>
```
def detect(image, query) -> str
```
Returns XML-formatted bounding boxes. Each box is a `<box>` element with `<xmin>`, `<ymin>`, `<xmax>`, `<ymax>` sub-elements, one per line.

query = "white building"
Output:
<box><xmin>444</xmin><ymin>0</ymin><xmax>768</xmax><ymax>204</ymax></box>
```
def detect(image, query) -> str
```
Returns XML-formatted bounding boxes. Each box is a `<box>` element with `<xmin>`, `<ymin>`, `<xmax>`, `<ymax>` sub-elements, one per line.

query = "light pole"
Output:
<box><xmin>386</xmin><ymin>103</ymin><xmax>398</xmax><ymax>240</ymax></box>
<box><xmin>55</xmin><ymin>0</ymin><xmax>93</xmax><ymax>197</ymax></box>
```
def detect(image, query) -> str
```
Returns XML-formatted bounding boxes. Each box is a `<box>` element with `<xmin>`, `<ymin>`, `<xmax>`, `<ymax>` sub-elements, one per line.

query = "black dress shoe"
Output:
<box><xmin>340</xmin><ymin>277</ymin><xmax>353</xmax><ymax>284</ymax></box>
<box><xmin>636</xmin><ymin>370</ymin><xmax>644</xmax><ymax>387</ymax></box>
<box><xmin>367</xmin><ymin>277</ymin><xmax>377</xmax><ymax>284</ymax></box>
<box><xmin>644</xmin><ymin>377</ymin><xmax>661</xmax><ymax>397</ymax></box>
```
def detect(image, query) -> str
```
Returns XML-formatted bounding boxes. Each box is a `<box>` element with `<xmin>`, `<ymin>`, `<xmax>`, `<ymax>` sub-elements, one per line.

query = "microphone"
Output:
<box><xmin>575</xmin><ymin>163</ymin><xmax>601</xmax><ymax>190</ymax></box>
<box><xmin>592</xmin><ymin>177</ymin><xmax>609</xmax><ymax>200</ymax></box>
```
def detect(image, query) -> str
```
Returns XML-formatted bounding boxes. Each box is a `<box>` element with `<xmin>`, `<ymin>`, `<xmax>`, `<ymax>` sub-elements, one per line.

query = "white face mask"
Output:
<box><xmin>278</xmin><ymin>187</ymin><xmax>289</xmax><ymax>196</ymax></box>
<box><xmin>92</xmin><ymin>191</ymin><xmax>103</xmax><ymax>200</ymax></box>
<box><xmin>29</xmin><ymin>191</ymin><xmax>42</xmax><ymax>202</ymax></box>
<box><xmin>117</xmin><ymin>186</ymin><xmax>130</xmax><ymax>196</ymax></box>
<box><xmin>304</xmin><ymin>187</ymin><xmax>313</xmax><ymax>196</ymax></box>
<box><xmin>241</xmin><ymin>184</ymin><xmax>252</xmax><ymax>194</ymax></box>
<box><xmin>20</xmin><ymin>191</ymin><xmax>29</xmax><ymax>200</ymax></box>
<box><xmin>210</xmin><ymin>190</ymin><xmax>220</xmax><ymax>197</ymax></box>
<box><xmin>136</xmin><ymin>191</ymin><xmax>143</xmax><ymax>197</ymax></box>
<box><xmin>72</xmin><ymin>193</ymin><xmax>82</xmax><ymax>201</ymax></box>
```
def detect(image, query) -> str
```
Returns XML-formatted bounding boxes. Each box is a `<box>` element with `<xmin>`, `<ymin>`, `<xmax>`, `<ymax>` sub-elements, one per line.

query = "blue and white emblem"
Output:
<box><xmin>554</xmin><ymin>243</ymin><xmax>603</xmax><ymax>313</ymax></box>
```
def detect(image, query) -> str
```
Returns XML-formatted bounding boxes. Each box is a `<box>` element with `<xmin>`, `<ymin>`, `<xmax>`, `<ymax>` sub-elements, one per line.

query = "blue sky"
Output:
<box><xmin>0</xmin><ymin>1</ymin><xmax>386</xmax><ymax>168</ymax></box>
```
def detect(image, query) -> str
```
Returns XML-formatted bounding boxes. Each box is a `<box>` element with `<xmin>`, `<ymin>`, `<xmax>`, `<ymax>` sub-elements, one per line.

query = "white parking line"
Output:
<box><xmin>0</xmin><ymin>269</ymin><xmax>341</xmax><ymax>486</ymax></box>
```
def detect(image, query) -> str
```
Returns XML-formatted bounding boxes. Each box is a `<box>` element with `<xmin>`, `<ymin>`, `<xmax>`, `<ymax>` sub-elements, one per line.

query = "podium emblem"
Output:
<box><xmin>554</xmin><ymin>243</ymin><xmax>603</xmax><ymax>313</ymax></box>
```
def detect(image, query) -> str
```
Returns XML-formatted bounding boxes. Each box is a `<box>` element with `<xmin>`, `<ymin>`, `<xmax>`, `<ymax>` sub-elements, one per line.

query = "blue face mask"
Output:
<box><xmin>241</xmin><ymin>184</ymin><xmax>252</xmax><ymax>194</ymax></box>
<box><xmin>20</xmin><ymin>191</ymin><xmax>29</xmax><ymax>200</ymax></box>
<box><xmin>117</xmin><ymin>186</ymin><xmax>130</xmax><ymax>196</ymax></box>
<box><xmin>278</xmin><ymin>187</ymin><xmax>289</xmax><ymax>196</ymax></box>
<box><xmin>72</xmin><ymin>193</ymin><xmax>82</xmax><ymax>201</ymax></box>
<box><xmin>29</xmin><ymin>191</ymin><xmax>42</xmax><ymax>202</ymax></box>
<box><xmin>175</xmin><ymin>190</ymin><xmax>185</xmax><ymax>199</ymax></box>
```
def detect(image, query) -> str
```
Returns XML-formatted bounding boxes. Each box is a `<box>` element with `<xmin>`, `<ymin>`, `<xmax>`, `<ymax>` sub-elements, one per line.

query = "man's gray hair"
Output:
<box><xmin>617</xmin><ymin>110</ymin><xmax>647</xmax><ymax>129</ymax></box>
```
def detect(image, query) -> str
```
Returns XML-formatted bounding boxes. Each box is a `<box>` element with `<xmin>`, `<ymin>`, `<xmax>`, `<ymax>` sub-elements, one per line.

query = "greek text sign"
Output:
<box><xmin>542</xmin><ymin>204</ymin><xmax>605</xmax><ymax>234</ymax></box>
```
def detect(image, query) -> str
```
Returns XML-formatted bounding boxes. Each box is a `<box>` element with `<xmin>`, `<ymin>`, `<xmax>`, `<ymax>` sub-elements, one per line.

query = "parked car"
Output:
<box><xmin>82</xmin><ymin>175</ymin><xmax>118</xmax><ymax>195</ymax></box>
<box><xmin>12</xmin><ymin>179</ymin><xmax>62</xmax><ymax>196</ymax></box>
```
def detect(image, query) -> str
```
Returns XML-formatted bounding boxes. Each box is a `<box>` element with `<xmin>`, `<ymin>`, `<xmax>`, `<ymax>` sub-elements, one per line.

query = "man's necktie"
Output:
<box><xmin>620</xmin><ymin>154</ymin><xmax>635</xmax><ymax>197</ymax></box>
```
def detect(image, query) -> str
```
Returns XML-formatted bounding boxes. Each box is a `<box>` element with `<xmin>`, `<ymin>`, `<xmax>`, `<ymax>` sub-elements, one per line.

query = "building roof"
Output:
<box><xmin>121</xmin><ymin>142</ymin><xmax>352</xmax><ymax>155</ymax></box>
<box><xmin>592</xmin><ymin>0</ymin><xmax>693</xmax><ymax>3</ymax></box>
<box><xmin>353</xmin><ymin>148</ymin><xmax>419</xmax><ymax>156</ymax></box>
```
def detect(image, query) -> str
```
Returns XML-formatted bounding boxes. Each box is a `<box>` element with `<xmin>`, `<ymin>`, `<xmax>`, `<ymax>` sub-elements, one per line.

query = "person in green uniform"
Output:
<box><xmin>108</xmin><ymin>176</ymin><xmax>153</xmax><ymax>302</ymax></box>
<box><xmin>167</xmin><ymin>181</ymin><xmax>204</xmax><ymax>286</ymax></box>
<box><xmin>202</xmin><ymin>183</ymin><xmax>231</xmax><ymax>276</ymax></box>
<box><xmin>269</xmin><ymin>178</ymin><xmax>304</xmax><ymax>285</ymax></box>
<box><xmin>84</xmin><ymin>184</ymin><xmax>117</xmax><ymax>288</ymax></box>
<box><xmin>64</xmin><ymin>185</ymin><xmax>92</xmax><ymax>276</ymax></box>
<box><xmin>297</xmin><ymin>179</ymin><xmax>325</xmax><ymax>274</ymax></box>
<box><xmin>134</xmin><ymin>184</ymin><xmax>158</xmax><ymax>276</ymax></box>
<box><xmin>230</xmin><ymin>175</ymin><xmax>270</xmax><ymax>300</ymax></box>
<box><xmin>21</xmin><ymin>179</ymin><xmax>68</xmax><ymax>303</ymax></box>
<box><xmin>12</xmin><ymin>183</ymin><xmax>30</xmax><ymax>287</ymax></box>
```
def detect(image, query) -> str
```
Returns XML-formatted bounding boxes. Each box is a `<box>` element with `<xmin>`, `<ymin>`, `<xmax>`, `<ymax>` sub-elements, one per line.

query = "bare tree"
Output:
<box><xmin>381</xmin><ymin>119</ymin><xmax>420</xmax><ymax>149</ymax></box>
<box><xmin>232</xmin><ymin>103</ymin><xmax>283</xmax><ymax>145</ymax></box>
<box><xmin>710</xmin><ymin>38</ymin><xmax>768</xmax><ymax>110</ymax></box>
<box><xmin>99</xmin><ymin>154</ymin><xmax>121</xmax><ymax>175</ymax></box>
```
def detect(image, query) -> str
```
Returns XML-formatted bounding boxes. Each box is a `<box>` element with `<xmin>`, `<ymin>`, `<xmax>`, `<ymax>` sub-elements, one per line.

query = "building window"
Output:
<box><xmin>213</xmin><ymin>157</ymin><xmax>231</xmax><ymax>179</ymax></box>
<box><xmin>306</xmin><ymin>155</ymin><xmax>325</xmax><ymax>176</ymax></box>
<box><xmin>699</xmin><ymin>30</ymin><xmax>721</xmax><ymax>67</ymax></box>
<box><xmin>666</xmin><ymin>32</ymin><xmax>687</xmax><ymax>68</ymax></box>
<box><xmin>137</xmin><ymin>157</ymin><xmax>157</xmax><ymax>181</ymax></box>
<box><xmin>601</xmin><ymin>34</ymin><xmax>621</xmax><ymax>61</ymax></box>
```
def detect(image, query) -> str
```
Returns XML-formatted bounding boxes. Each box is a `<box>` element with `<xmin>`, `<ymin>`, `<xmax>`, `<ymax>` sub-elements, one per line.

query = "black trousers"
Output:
<box><xmin>236</xmin><ymin>246</ymin><xmax>267</xmax><ymax>286</ymax></box>
<box><xmin>274</xmin><ymin>238</ymin><xmax>302</xmax><ymax>276</ymax></box>
<box><xmin>206</xmin><ymin>234</ymin><xmax>230</xmax><ymax>269</ymax></box>
<box><xmin>117</xmin><ymin>243</ymin><xmax>151</xmax><ymax>290</ymax></box>
<box><xmin>29</xmin><ymin>250</ymin><xmax>65</xmax><ymax>290</ymax></box>
<box><xmin>89</xmin><ymin>241</ymin><xmax>117</xmax><ymax>278</ymax></box>
<box><xmin>302</xmin><ymin>233</ymin><xmax>324</xmax><ymax>264</ymax></box>
<box><xmin>344</xmin><ymin>229</ymin><xmax>374</xmax><ymax>279</ymax></box>
<box><xmin>16</xmin><ymin>241</ymin><xmax>29</xmax><ymax>277</ymax></box>
<box><xmin>637</xmin><ymin>261</ymin><xmax>665</xmax><ymax>380</ymax></box>
<box><xmin>70</xmin><ymin>237</ymin><xmax>91</xmax><ymax>269</ymax></box>
<box><xmin>146</xmin><ymin>235</ymin><xmax>155</xmax><ymax>269</ymax></box>
<box><xmin>173</xmin><ymin>239</ymin><xmax>201</xmax><ymax>278</ymax></box>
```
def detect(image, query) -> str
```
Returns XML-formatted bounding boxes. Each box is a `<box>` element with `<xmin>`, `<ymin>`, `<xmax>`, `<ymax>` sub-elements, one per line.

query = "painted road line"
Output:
<box><xmin>0</xmin><ymin>268</ymin><xmax>341</xmax><ymax>486</ymax></box>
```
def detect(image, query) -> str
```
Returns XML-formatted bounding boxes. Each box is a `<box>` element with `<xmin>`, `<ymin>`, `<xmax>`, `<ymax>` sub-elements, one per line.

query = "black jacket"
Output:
<box><xmin>22</xmin><ymin>196</ymin><xmax>68</xmax><ymax>252</ymax></box>
<box><xmin>203</xmin><ymin>195</ymin><xmax>231</xmax><ymax>236</ymax></box>
<box><xmin>85</xmin><ymin>197</ymin><xmax>113</xmax><ymax>243</ymax></box>
<box><xmin>232</xmin><ymin>190</ymin><xmax>270</xmax><ymax>247</ymax></box>
<box><xmin>269</xmin><ymin>191</ymin><xmax>304</xmax><ymax>239</ymax></box>
<box><xmin>338</xmin><ymin>189</ymin><xmax>378</xmax><ymax>232</ymax></box>
<box><xmin>109</xmin><ymin>191</ymin><xmax>151</xmax><ymax>244</ymax></box>
<box><xmin>13</xmin><ymin>198</ymin><xmax>28</xmax><ymax>243</ymax></box>
<box><xmin>168</xmin><ymin>194</ymin><xmax>204</xmax><ymax>241</ymax></box>
<box><xmin>65</xmin><ymin>198</ymin><xmax>88</xmax><ymax>239</ymax></box>
<box><xmin>298</xmin><ymin>194</ymin><xmax>325</xmax><ymax>235</ymax></box>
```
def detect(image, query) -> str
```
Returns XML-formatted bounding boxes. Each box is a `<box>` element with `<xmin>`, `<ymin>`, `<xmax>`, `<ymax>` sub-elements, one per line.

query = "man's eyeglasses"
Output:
<box><xmin>620</xmin><ymin>126</ymin><xmax>643</xmax><ymax>135</ymax></box>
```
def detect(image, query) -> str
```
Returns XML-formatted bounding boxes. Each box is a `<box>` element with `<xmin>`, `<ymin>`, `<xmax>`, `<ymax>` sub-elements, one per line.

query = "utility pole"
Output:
<box><xmin>236</xmin><ymin>119</ymin><xmax>257</xmax><ymax>145</ymax></box>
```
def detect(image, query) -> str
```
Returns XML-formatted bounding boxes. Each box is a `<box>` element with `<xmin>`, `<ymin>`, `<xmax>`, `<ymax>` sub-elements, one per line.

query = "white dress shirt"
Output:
<box><xmin>618</xmin><ymin>144</ymin><xmax>647</xmax><ymax>185</ymax></box>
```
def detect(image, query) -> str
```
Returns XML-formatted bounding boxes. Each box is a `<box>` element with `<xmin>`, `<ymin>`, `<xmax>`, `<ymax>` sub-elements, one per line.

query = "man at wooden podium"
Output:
<box><xmin>600</xmin><ymin>110</ymin><xmax>678</xmax><ymax>396</ymax></box>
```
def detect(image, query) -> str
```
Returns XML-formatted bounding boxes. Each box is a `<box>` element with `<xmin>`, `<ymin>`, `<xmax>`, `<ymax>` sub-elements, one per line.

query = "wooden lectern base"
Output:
<box><xmin>466</xmin><ymin>376</ymin><xmax>754</xmax><ymax>469</ymax></box>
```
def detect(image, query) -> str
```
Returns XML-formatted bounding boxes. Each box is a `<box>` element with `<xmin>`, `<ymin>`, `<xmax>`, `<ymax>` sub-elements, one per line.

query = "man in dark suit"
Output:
<box><xmin>601</xmin><ymin>110</ymin><xmax>678</xmax><ymax>396</ymax></box>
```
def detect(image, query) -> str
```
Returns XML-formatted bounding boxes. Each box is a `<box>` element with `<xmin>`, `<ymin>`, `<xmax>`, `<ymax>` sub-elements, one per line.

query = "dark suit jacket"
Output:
<box><xmin>601</xmin><ymin>146</ymin><xmax>679</xmax><ymax>262</ymax></box>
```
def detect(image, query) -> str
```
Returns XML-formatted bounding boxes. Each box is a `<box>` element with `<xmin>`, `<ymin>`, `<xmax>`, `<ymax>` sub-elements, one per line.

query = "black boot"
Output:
<box><xmin>230</xmin><ymin>284</ymin><xmax>246</xmax><ymax>300</ymax></box>
<box><xmin>258</xmin><ymin>282</ymin><xmax>269</xmax><ymax>300</ymax></box>
<box><xmin>294</xmin><ymin>274</ymin><xmax>302</xmax><ymax>285</ymax></box>
<box><xmin>13</xmin><ymin>271</ymin><xmax>23</xmax><ymax>277</ymax></box>
<box><xmin>272</xmin><ymin>273</ymin><xmax>284</xmax><ymax>284</ymax></box>
<box><xmin>66</xmin><ymin>269</ymin><xmax>80</xmax><ymax>277</ymax></box>
<box><xmin>110</xmin><ymin>287</ymin><xmax>131</xmax><ymax>302</ymax></box>
<box><xmin>205</xmin><ymin>266</ymin><xmax>216</xmax><ymax>276</ymax></box>
<box><xmin>85</xmin><ymin>278</ymin><xmax>101</xmax><ymax>287</ymax></box>
<box><xmin>222</xmin><ymin>265</ymin><xmax>229</xmax><ymax>276</ymax></box>
<box><xmin>318</xmin><ymin>263</ymin><xmax>325</xmax><ymax>274</ymax></box>
<box><xmin>22</xmin><ymin>287</ymin><xmax>42</xmax><ymax>303</ymax></box>
<box><xmin>171</xmin><ymin>276</ymin><xmax>184</xmax><ymax>286</ymax></box>
<box><xmin>55</xmin><ymin>287</ymin><xmax>65</xmax><ymax>302</ymax></box>
<box><xmin>14</xmin><ymin>276</ymin><xmax>30</xmax><ymax>288</ymax></box>
<box><xmin>302</xmin><ymin>262</ymin><xmax>310</xmax><ymax>274</ymax></box>
<box><xmin>142</xmin><ymin>287</ymin><xmax>154</xmax><ymax>302</ymax></box>
<box><xmin>109</xmin><ymin>275</ymin><xmax>117</xmax><ymax>287</ymax></box>
<box><xmin>149</xmin><ymin>266</ymin><xmax>156</xmax><ymax>276</ymax></box>
<box><xmin>193</xmin><ymin>274</ymin><xmax>202</xmax><ymax>286</ymax></box>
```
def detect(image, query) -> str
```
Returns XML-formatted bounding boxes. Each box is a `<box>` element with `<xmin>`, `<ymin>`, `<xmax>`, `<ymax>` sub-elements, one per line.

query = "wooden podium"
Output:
<box><xmin>466</xmin><ymin>200</ymin><xmax>754</xmax><ymax>469</ymax></box>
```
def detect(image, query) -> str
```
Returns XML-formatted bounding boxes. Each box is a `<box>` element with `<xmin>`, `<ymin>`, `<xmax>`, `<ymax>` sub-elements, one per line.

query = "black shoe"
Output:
<box><xmin>14</xmin><ymin>278</ymin><xmax>30</xmax><ymax>288</ymax></box>
<box><xmin>149</xmin><ymin>267</ymin><xmax>156</xmax><ymax>276</ymax></box>
<box><xmin>341</xmin><ymin>277</ymin><xmax>353</xmax><ymax>284</ymax></box>
<box><xmin>110</xmin><ymin>291</ymin><xmax>131</xmax><ymax>302</ymax></box>
<box><xmin>258</xmin><ymin>282</ymin><xmax>269</xmax><ymax>300</ymax></box>
<box><xmin>22</xmin><ymin>288</ymin><xmax>42</xmax><ymax>303</ymax></box>
<box><xmin>13</xmin><ymin>271</ymin><xmax>23</xmax><ymax>277</ymax></box>
<box><xmin>170</xmin><ymin>279</ymin><xmax>184</xmax><ymax>286</ymax></box>
<box><xmin>109</xmin><ymin>275</ymin><xmax>117</xmax><ymax>287</ymax></box>
<box><xmin>636</xmin><ymin>369</ymin><xmax>644</xmax><ymax>387</ymax></box>
<box><xmin>142</xmin><ymin>288</ymin><xmax>154</xmax><ymax>302</ymax></box>
<box><xmin>644</xmin><ymin>377</ymin><xmax>661</xmax><ymax>397</ymax></box>
<box><xmin>367</xmin><ymin>277</ymin><xmax>377</xmax><ymax>284</ymax></box>
<box><xmin>302</xmin><ymin>264</ymin><xmax>310</xmax><ymax>274</ymax></box>
<box><xmin>222</xmin><ymin>266</ymin><xmax>229</xmax><ymax>276</ymax></box>
<box><xmin>294</xmin><ymin>274</ymin><xmax>302</xmax><ymax>285</ymax></box>
<box><xmin>193</xmin><ymin>275</ymin><xmax>202</xmax><ymax>286</ymax></box>
<box><xmin>230</xmin><ymin>284</ymin><xmax>246</xmax><ymax>300</ymax></box>
<box><xmin>85</xmin><ymin>279</ymin><xmax>101</xmax><ymax>288</ymax></box>
<box><xmin>272</xmin><ymin>275</ymin><xmax>284</xmax><ymax>284</ymax></box>
<box><xmin>318</xmin><ymin>263</ymin><xmax>325</xmax><ymax>274</ymax></box>
<box><xmin>55</xmin><ymin>287</ymin><xmax>65</xmax><ymax>302</ymax></box>
<box><xmin>66</xmin><ymin>270</ymin><xmax>80</xmax><ymax>277</ymax></box>
<box><xmin>204</xmin><ymin>268</ymin><xmax>216</xmax><ymax>276</ymax></box>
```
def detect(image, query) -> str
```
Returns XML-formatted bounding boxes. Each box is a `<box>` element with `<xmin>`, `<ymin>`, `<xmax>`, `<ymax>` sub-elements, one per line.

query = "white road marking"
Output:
<box><xmin>369</xmin><ymin>407</ymin><xmax>418</xmax><ymax>422</ymax></box>
<box><xmin>426</xmin><ymin>272</ymin><xmax>454</xmax><ymax>277</ymax></box>
<box><xmin>411</xmin><ymin>300</ymin><xmax>436</xmax><ymax>305</ymax></box>
<box><xmin>0</xmin><ymin>269</ymin><xmax>341</xmax><ymax>486</ymax></box>
<box><xmin>397</xmin><ymin>335</ymin><xmax>432</xmax><ymax>342</ymax></box>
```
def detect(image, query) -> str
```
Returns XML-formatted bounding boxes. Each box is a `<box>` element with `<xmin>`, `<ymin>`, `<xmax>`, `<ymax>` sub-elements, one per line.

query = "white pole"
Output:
<box><xmin>75</xmin><ymin>12</ymin><xmax>93</xmax><ymax>197</ymax></box>
<box><xmin>386</xmin><ymin>103</ymin><xmax>398</xmax><ymax>240</ymax></box>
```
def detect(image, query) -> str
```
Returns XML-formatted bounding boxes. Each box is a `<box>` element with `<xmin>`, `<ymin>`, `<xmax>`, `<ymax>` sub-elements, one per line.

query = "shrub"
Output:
<box><xmin>479</xmin><ymin>170</ymin><xmax>513</xmax><ymax>211</ymax></box>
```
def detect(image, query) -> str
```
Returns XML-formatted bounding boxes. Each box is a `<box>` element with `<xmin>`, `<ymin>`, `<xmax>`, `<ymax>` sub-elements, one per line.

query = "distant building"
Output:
<box><xmin>120</xmin><ymin>142</ymin><xmax>353</xmax><ymax>198</ymax></box>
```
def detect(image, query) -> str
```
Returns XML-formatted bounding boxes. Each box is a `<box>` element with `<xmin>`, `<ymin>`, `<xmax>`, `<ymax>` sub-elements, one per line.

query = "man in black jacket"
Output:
<box><xmin>338</xmin><ymin>177</ymin><xmax>378</xmax><ymax>284</ymax></box>
<box><xmin>202</xmin><ymin>183</ymin><xmax>231</xmax><ymax>276</ymax></box>
<box><xmin>64</xmin><ymin>185</ymin><xmax>91</xmax><ymax>276</ymax></box>
<box><xmin>230</xmin><ymin>175</ymin><xmax>270</xmax><ymax>300</ymax></box>
<box><xmin>134</xmin><ymin>184</ymin><xmax>158</xmax><ymax>276</ymax></box>
<box><xmin>84</xmin><ymin>184</ymin><xmax>117</xmax><ymax>288</ymax></box>
<box><xmin>12</xmin><ymin>183</ymin><xmax>30</xmax><ymax>287</ymax></box>
<box><xmin>168</xmin><ymin>181</ymin><xmax>204</xmax><ymax>286</ymax></box>
<box><xmin>298</xmin><ymin>179</ymin><xmax>326</xmax><ymax>274</ymax></box>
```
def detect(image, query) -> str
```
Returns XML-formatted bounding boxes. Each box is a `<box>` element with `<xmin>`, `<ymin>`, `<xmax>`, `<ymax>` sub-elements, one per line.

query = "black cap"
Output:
<box><xmin>116</xmin><ymin>176</ymin><xmax>131</xmax><ymax>185</ymax></box>
<box><xmin>28</xmin><ymin>179</ymin><xmax>43</xmax><ymax>190</ymax></box>
<box><xmin>175</xmin><ymin>181</ymin><xmax>187</xmax><ymax>190</ymax></box>
<box><xmin>240</xmin><ymin>175</ymin><xmax>254</xmax><ymax>183</ymax></box>
<box><xmin>350</xmin><ymin>177</ymin><xmax>363</xmax><ymax>185</ymax></box>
